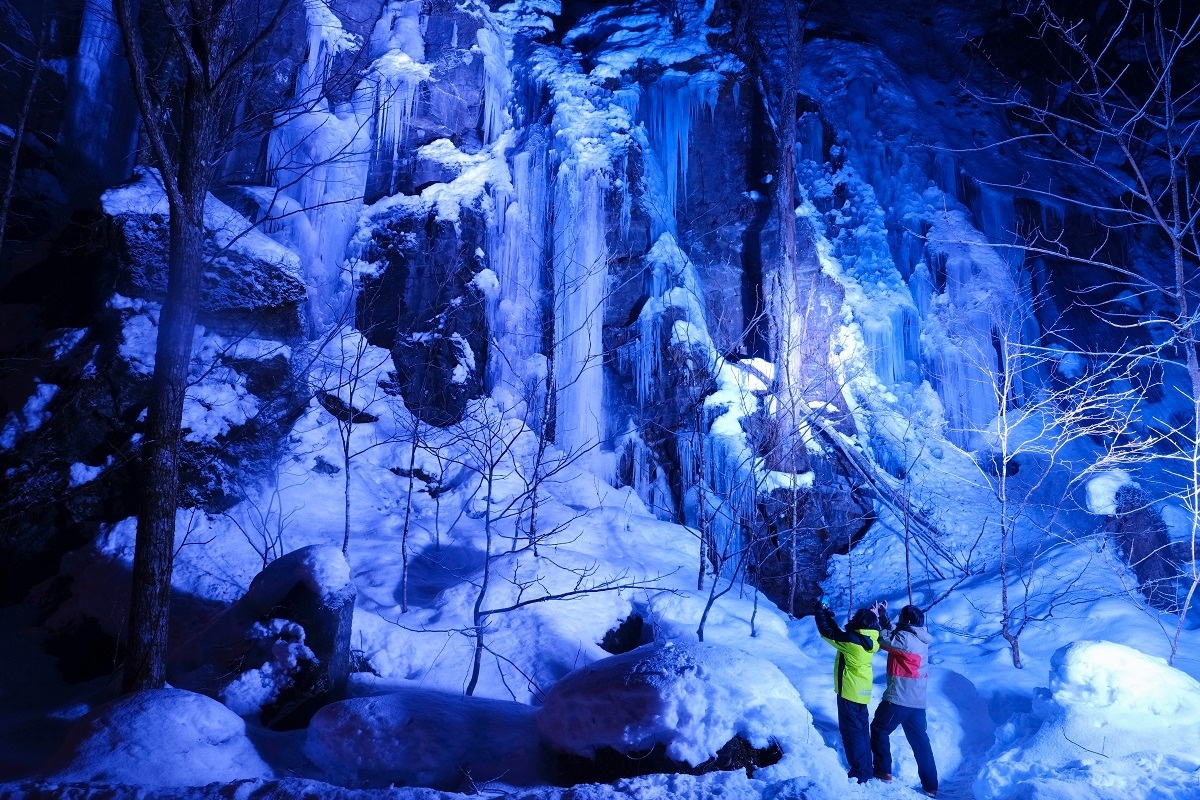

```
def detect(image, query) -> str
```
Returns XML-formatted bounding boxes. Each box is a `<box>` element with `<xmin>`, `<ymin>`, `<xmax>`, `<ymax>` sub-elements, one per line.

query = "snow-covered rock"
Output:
<box><xmin>103</xmin><ymin>169</ymin><xmax>308</xmax><ymax>338</ymax></box>
<box><xmin>975</xmin><ymin>640</ymin><xmax>1200</xmax><ymax>800</ymax></box>
<box><xmin>171</xmin><ymin>545</ymin><xmax>355</xmax><ymax>728</ymax></box>
<box><xmin>1086</xmin><ymin>470</ymin><xmax>1138</xmax><ymax>517</ymax></box>
<box><xmin>45</xmin><ymin>689</ymin><xmax>272</xmax><ymax>788</ymax></box>
<box><xmin>537</xmin><ymin>640</ymin><xmax>841</xmax><ymax>785</ymax></box>
<box><xmin>304</xmin><ymin>687</ymin><xmax>543</xmax><ymax>790</ymax></box>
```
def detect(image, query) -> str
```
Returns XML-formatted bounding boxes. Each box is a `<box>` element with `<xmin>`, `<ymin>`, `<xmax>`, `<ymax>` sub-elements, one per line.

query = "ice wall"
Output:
<box><xmin>796</xmin><ymin>38</ymin><xmax>1045</xmax><ymax>449</ymax></box>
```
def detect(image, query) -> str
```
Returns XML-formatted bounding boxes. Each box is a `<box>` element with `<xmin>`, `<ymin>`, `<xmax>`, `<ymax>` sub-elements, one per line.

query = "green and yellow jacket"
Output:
<box><xmin>815</xmin><ymin>606</ymin><xmax>880</xmax><ymax>704</ymax></box>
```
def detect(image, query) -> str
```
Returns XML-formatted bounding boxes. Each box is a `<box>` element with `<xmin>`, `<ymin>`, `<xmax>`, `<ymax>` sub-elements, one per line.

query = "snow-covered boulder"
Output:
<box><xmin>103</xmin><ymin>168</ymin><xmax>308</xmax><ymax>339</ymax></box>
<box><xmin>975</xmin><ymin>640</ymin><xmax>1200</xmax><ymax>800</ymax></box>
<box><xmin>537</xmin><ymin>641</ymin><xmax>840</xmax><ymax>784</ymax></box>
<box><xmin>45</xmin><ymin>689</ymin><xmax>272</xmax><ymax>788</ymax></box>
<box><xmin>170</xmin><ymin>545</ymin><xmax>356</xmax><ymax>729</ymax></box>
<box><xmin>304</xmin><ymin>687</ymin><xmax>544</xmax><ymax>790</ymax></box>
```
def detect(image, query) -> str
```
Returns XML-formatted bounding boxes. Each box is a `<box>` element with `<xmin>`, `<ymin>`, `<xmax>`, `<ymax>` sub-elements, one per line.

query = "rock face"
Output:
<box><xmin>357</xmin><ymin>205</ymin><xmax>490</xmax><ymax>426</ymax></box>
<box><xmin>170</xmin><ymin>545</ymin><xmax>356</xmax><ymax>730</ymax></box>
<box><xmin>103</xmin><ymin>170</ymin><xmax>310</xmax><ymax>340</ymax></box>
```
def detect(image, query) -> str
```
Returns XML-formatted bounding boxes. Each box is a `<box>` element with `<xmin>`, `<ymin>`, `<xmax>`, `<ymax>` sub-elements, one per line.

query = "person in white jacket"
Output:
<box><xmin>870</xmin><ymin>602</ymin><xmax>938</xmax><ymax>797</ymax></box>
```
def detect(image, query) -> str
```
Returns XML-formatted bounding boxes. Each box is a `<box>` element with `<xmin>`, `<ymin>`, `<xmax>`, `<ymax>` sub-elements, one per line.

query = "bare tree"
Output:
<box><xmin>978</xmin><ymin>0</ymin><xmax>1199</xmax><ymax>661</ymax></box>
<box><xmin>0</xmin><ymin>0</ymin><xmax>48</xmax><ymax>258</ymax></box>
<box><xmin>112</xmin><ymin>0</ymin><xmax>306</xmax><ymax>692</ymax></box>
<box><xmin>958</xmin><ymin>307</ymin><xmax>1155</xmax><ymax>667</ymax></box>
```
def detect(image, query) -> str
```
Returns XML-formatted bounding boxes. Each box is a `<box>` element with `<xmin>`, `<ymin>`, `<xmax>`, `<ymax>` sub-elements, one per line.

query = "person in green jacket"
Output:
<box><xmin>816</xmin><ymin>599</ymin><xmax>883</xmax><ymax>783</ymax></box>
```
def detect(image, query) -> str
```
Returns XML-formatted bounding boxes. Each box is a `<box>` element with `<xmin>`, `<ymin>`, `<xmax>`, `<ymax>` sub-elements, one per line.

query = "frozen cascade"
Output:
<box><xmin>619</xmin><ymin>426</ymin><xmax>676</xmax><ymax>520</ymax></box>
<box><xmin>266</xmin><ymin>0</ymin><xmax>370</xmax><ymax>335</ymax></box>
<box><xmin>798</xmin><ymin>112</ymin><xmax>824</xmax><ymax>164</ymax></box>
<box><xmin>796</xmin><ymin>161</ymin><xmax>919</xmax><ymax>387</ymax></box>
<box><xmin>974</xmin><ymin>185</ymin><xmax>1022</xmax><ymax>273</ymax></box>
<box><xmin>640</xmin><ymin>70</ymin><xmax>720</xmax><ymax>228</ymax></box>
<box><xmin>300</xmin><ymin>0</ymin><xmax>362</xmax><ymax>99</ymax></box>
<box><xmin>630</xmin><ymin>232</ymin><xmax>768</xmax><ymax>567</ymax></box>
<box><xmin>934</xmin><ymin>152</ymin><xmax>959</xmax><ymax>201</ymax></box>
<box><xmin>268</xmin><ymin>105</ymin><xmax>370</xmax><ymax>335</ymax></box>
<box><xmin>551</xmin><ymin>166</ymin><xmax>609</xmax><ymax>459</ymax></box>
<box><xmin>369</xmin><ymin>0</ymin><xmax>424</xmax><ymax>61</ymax></box>
<box><xmin>61</xmin><ymin>0</ymin><xmax>138</xmax><ymax>185</ymax></box>
<box><xmin>486</xmin><ymin>144</ymin><xmax>550</xmax><ymax>424</ymax></box>
<box><xmin>634</xmin><ymin>233</ymin><xmax>711</xmax><ymax>405</ymax></box>
<box><xmin>923</xmin><ymin>208</ymin><xmax>1033</xmax><ymax>444</ymax></box>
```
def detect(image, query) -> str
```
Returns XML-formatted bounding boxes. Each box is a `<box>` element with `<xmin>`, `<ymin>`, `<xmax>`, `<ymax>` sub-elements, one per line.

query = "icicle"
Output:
<box><xmin>798</xmin><ymin>112</ymin><xmax>824</xmax><ymax>163</ymax></box>
<box><xmin>934</xmin><ymin>152</ymin><xmax>958</xmax><ymax>201</ymax></box>
<box><xmin>366</xmin><ymin>50</ymin><xmax>431</xmax><ymax>195</ymax></box>
<box><xmin>477</xmin><ymin>27</ymin><xmax>511</xmax><ymax>144</ymax></box>
<box><xmin>640</xmin><ymin>70</ymin><xmax>720</xmax><ymax>225</ymax></box>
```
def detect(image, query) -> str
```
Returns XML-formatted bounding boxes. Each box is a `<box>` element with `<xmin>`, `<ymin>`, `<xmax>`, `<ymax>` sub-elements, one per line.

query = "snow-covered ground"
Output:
<box><xmin>2</xmin><ymin>331</ymin><xmax>1198</xmax><ymax>798</ymax></box>
<box><xmin>3</xmin><ymin>0</ymin><xmax>1200</xmax><ymax>798</ymax></box>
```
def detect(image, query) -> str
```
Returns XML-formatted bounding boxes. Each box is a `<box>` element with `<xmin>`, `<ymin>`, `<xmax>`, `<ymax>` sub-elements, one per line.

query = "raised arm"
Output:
<box><xmin>816</xmin><ymin>605</ymin><xmax>874</xmax><ymax>650</ymax></box>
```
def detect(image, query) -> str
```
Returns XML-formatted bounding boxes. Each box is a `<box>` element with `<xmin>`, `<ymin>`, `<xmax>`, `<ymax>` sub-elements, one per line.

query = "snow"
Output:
<box><xmin>68</xmin><ymin>461</ymin><xmax>107</xmax><ymax>488</ymax></box>
<box><xmin>1086</xmin><ymin>470</ymin><xmax>1137</xmax><ymax>516</ymax></box>
<box><xmin>220</xmin><ymin>619</ymin><xmax>317</xmax><ymax>716</ymax></box>
<box><xmin>102</xmin><ymin>168</ymin><xmax>302</xmax><ymax>277</ymax></box>
<box><xmin>305</xmin><ymin>688</ymin><xmax>542</xmax><ymax>789</ymax></box>
<box><xmin>46</xmin><ymin>689</ymin><xmax>273</xmax><ymax>788</ymax></box>
<box><xmin>0</xmin><ymin>381</ymin><xmax>58</xmax><ymax>449</ymax></box>
<box><xmin>975</xmin><ymin>641</ymin><xmax>1200</xmax><ymax>800</ymax></box>
<box><xmin>538</xmin><ymin>640</ymin><xmax>842</xmax><ymax>783</ymax></box>
<box><xmin>243</xmin><ymin>544</ymin><xmax>354</xmax><ymax>607</ymax></box>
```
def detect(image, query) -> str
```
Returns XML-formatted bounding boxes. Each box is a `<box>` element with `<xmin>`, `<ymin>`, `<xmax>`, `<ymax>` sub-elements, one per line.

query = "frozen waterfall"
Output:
<box><xmin>551</xmin><ymin>166</ymin><xmax>609</xmax><ymax>460</ymax></box>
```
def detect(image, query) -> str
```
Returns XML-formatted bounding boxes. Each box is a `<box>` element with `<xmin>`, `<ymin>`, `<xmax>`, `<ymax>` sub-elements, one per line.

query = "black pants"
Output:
<box><xmin>870</xmin><ymin>700</ymin><xmax>938</xmax><ymax>793</ymax></box>
<box><xmin>836</xmin><ymin>695</ymin><xmax>872</xmax><ymax>782</ymax></box>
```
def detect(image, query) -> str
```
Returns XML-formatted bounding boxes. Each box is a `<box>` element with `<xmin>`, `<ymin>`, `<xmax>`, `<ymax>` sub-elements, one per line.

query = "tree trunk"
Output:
<box><xmin>123</xmin><ymin>191</ymin><xmax>206</xmax><ymax>693</ymax></box>
<box><xmin>122</xmin><ymin>74</ymin><xmax>213</xmax><ymax>693</ymax></box>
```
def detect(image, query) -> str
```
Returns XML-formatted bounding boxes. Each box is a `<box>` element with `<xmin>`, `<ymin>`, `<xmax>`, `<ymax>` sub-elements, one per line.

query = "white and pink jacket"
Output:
<box><xmin>878</xmin><ymin>619</ymin><xmax>932</xmax><ymax>709</ymax></box>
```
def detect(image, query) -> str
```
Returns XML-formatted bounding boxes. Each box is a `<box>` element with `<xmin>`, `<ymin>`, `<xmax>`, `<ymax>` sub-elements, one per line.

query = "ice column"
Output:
<box><xmin>487</xmin><ymin>144</ymin><xmax>550</xmax><ymax>425</ymax></box>
<box><xmin>477</xmin><ymin>27</ymin><xmax>511</xmax><ymax>145</ymax></box>
<box><xmin>366</xmin><ymin>51</ymin><xmax>431</xmax><ymax>195</ymax></box>
<box><xmin>552</xmin><ymin>166</ymin><xmax>609</xmax><ymax>458</ymax></box>
<box><xmin>61</xmin><ymin>0</ymin><xmax>139</xmax><ymax>186</ymax></box>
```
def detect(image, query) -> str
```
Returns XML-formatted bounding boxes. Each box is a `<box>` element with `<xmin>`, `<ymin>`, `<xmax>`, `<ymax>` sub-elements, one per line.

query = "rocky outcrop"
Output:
<box><xmin>103</xmin><ymin>169</ymin><xmax>309</xmax><ymax>340</ymax></box>
<box><xmin>357</xmin><ymin>204</ymin><xmax>490</xmax><ymax>426</ymax></box>
<box><xmin>1108</xmin><ymin>485</ymin><xmax>1180</xmax><ymax>610</ymax></box>
<box><xmin>0</xmin><ymin>295</ymin><xmax>302</xmax><ymax>607</ymax></box>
